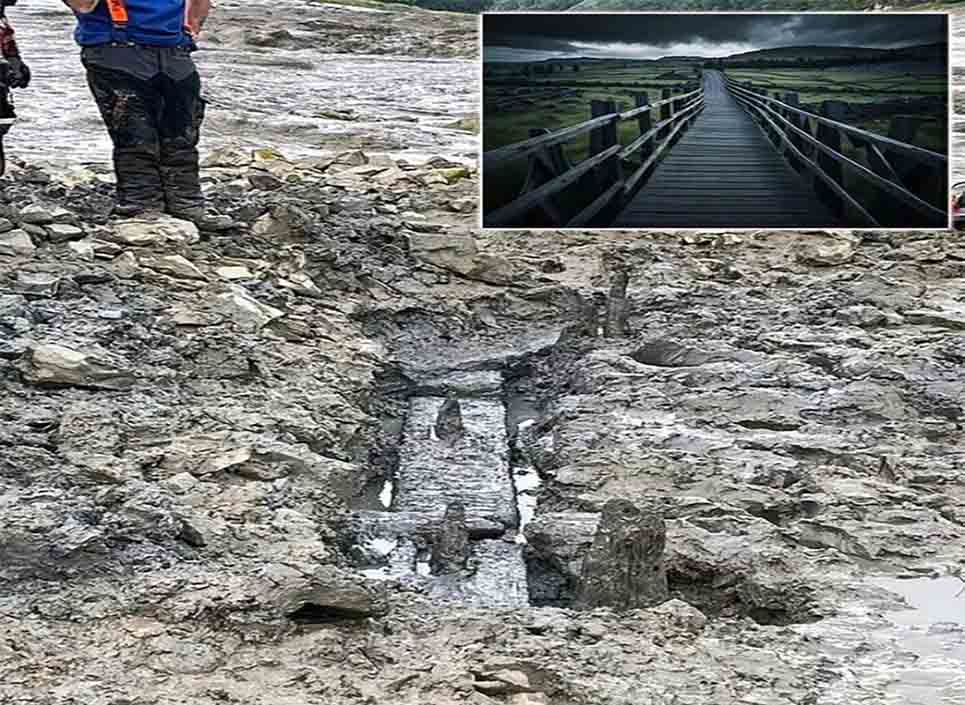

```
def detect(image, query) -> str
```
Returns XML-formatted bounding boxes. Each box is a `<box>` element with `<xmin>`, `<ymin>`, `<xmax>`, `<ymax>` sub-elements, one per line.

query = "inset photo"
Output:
<box><xmin>481</xmin><ymin>12</ymin><xmax>950</xmax><ymax>230</ymax></box>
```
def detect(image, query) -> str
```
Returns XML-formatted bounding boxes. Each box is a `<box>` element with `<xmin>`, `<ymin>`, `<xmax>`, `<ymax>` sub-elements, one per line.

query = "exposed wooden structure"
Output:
<box><xmin>482</xmin><ymin>68</ymin><xmax>949</xmax><ymax>229</ymax></box>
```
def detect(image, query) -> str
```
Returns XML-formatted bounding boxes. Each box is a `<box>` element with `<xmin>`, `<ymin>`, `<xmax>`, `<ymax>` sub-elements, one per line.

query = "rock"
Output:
<box><xmin>0</xmin><ymin>217</ymin><xmax>13</xmax><ymax>233</ymax></box>
<box><xmin>18</xmin><ymin>204</ymin><xmax>55</xmax><ymax>225</ymax></box>
<box><xmin>574</xmin><ymin>499</ymin><xmax>669</xmax><ymax>611</ymax></box>
<box><xmin>112</xmin><ymin>251</ymin><xmax>140</xmax><ymax>279</ymax></box>
<box><xmin>431</xmin><ymin>502</ymin><xmax>470</xmax><ymax>575</ymax></box>
<box><xmin>215</xmin><ymin>265</ymin><xmax>254</xmax><ymax>280</ymax></box>
<box><xmin>141</xmin><ymin>254</ymin><xmax>206</xmax><ymax>280</ymax></box>
<box><xmin>13</xmin><ymin>272</ymin><xmax>60</xmax><ymax>297</ymax></box>
<box><xmin>213</xmin><ymin>286</ymin><xmax>284</xmax><ymax>330</ymax></box>
<box><xmin>45</xmin><ymin>224</ymin><xmax>85</xmax><ymax>243</ymax></box>
<box><xmin>67</xmin><ymin>239</ymin><xmax>95</xmax><ymax>261</ymax></box>
<box><xmin>248</xmin><ymin>171</ymin><xmax>285</xmax><ymax>191</ymax></box>
<box><xmin>201</xmin><ymin>146</ymin><xmax>253</xmax><ymax>168</ymax></box>
<box><xmin>435</xmin><ymin>166</ymin><xmax>471</xmax><ymax>184</ymax></box>
<box><xmin>110</xmin><ymin>215</ymin><xmax>200</xmax><ymax>247</ymax></box>
<box><xmin>508</xmin><ymin>694</ymin><xmax>549</xmax><ymax>705</ymax></box>
<box><xmin>170</xmin><ymin>307</ymin><xmax>224</xmax><ymax>326</ymax></box>
<box><xmin>795</xmin><ymin>235</ymin><xmax>858</xmax><ymax>266</ymax></box>
<box><xmin>251</xmin><ymin>204</ymin><xmax>311</xmax><ymax>240</ymax></box>
<box><xmin>0</xmin><ymin>229</ymin><xmax>36</xmax><ymax>257</ymax></box>
<box><xmin>20</xmin><ymin>343</ymin><xmax>134</xmax><ymax>390</ymax></box>
<box><xmin>252</xmin><ymin>147</ymin><xmax>289</xmax><ymax>163</ymax></box>
<box><xmin>334</xmin><ymin>150</ymin><xmax>368</xmax><ymax>167</ymax></box>
<box><xmin>475</xmin><ymin>670</ymin><xmax>532</xmax><ymax>695</ymax></box>
<box><xmin>652</xmin><ymin>598</ymin><xmax>708</xmax><ymax>633</ymax></box>
<box><xmin>277</xmin><ymin>565</ymin><xmax>387</xmax><ymax>620</ymax></box>
<box><xmin>408</xmin><ymin>233</ymin><xmax>515</xmax><ymax>285</ymax></box>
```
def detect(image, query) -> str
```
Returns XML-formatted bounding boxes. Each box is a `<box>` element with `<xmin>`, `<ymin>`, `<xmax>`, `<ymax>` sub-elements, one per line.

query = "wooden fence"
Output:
<box><xmin>483</xmin><ymin>81</ymin><xmax>705</xmax><ymax>228</ymax></box>
<box><xmin>723</xmin><ymin>74</ymin><xmax>948</xmax><ymax>228</ymax></box>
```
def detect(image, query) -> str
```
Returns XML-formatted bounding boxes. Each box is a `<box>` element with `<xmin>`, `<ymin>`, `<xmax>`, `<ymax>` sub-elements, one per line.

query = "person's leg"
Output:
<box><xmin>157</xmin><ymin>49</ymin><xmax>233</xmax><ymax>231</ymax></box>
<box><xmin>84</xmin><ymin>62</ymin><xmax>164</xmax><ymax>215</ymax></box>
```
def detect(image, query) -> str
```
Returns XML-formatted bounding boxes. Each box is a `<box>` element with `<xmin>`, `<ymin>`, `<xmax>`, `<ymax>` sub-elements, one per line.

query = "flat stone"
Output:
<box><xmin>0</xmin><ymin>230</ymin><xmax>36</xmax><ymax>257</ymax></box>
<box><xmin>215</xmin><ymin>266</ymin><xmax>253</xmax><ymax>281</ymax></box>
<box><xmin>110</xmin><ymin>215</ymin><xmax>200</xmax><ymax>247</ymax></box>
<box><xmin>67</xmin><ymin>240</ymin><xmax>95</xmax><ymax>261</ymax></box>
<box><xmin>201</xmin><ymin>146</ymin><xmax>253</xmax><ymax>168</ymax></box>
<box><xmin>45</xmin><ymin>224</ymin><xmax>85</xmax><ymax>243</ymax></box>
<box><xmin>213</xmin><ymin>286</ymin><xmax>284</xmax><ymax>330</ymax></box>
<box><xmin>18</xmin><ymin>204</ymin><xmax>55</xmax><ymax>225</ymax></box>
<box><xmin>795</xmin><ymin>236</ymin><xmax>858</xmax><ymax>266</ymax></box>
<box><xmin>142</xmin><ymin>254</ymin><xmax>206</xmax><ymax>280</ymax></box>
<box><xmin>20</xmin><ymin>343</ymin><xmax>134</xmax><ymax>390</ymax></box>
<box><xmin>13</xmin><ymin>272</ymin><xmax>60</xmax><ymax>297</ymax></box>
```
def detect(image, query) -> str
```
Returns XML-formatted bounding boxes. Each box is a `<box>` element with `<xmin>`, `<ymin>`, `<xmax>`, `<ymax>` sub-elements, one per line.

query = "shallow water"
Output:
<box><xmin>7</xmin><ymin>0</ymin><xmax>477</xmax><ymax>165</ymax></box>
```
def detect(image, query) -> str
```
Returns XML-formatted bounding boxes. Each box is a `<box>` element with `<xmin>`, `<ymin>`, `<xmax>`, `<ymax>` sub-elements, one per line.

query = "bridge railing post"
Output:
<box><xmin>518</xmin><ymin>127</ymin><xmax>570</xmax><ymax>225</ymax></box>
<box><xmin>634</xmin><ymin>93</ymin><xmax>654</xmax><ymax>165</ymax></box>
<box><xmin>815</xmin><ymin>100</ymin><xmax>849</xmax><ymax>218</ymax></box>
<box><xmin>659</xmin><ymin>88</ymin><xmax>673</xmax><ymax>140</ymax></box>
<box><xmin>588</xmin><ymin>98</ymin><xmax>622</xmax><ymax>196</ymax></box>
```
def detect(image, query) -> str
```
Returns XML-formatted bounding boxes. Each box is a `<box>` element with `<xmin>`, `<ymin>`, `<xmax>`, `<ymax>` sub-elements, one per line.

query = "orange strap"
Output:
<box><xmin>105</xmin><ymin>0</ymin><xmax>129</xmax><ymax>26</ymax></box>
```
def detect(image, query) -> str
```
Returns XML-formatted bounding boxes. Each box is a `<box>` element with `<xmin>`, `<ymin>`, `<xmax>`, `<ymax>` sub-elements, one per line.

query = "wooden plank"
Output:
<box><xmin>484</xmin><ymin>144</ymin><xmax>623</xmax><ymax>227</ymax></box>
<box><xmin>568</xmin><ymin>181</ymin><xmax>625</xmax><ymax>227</ymax></box>
<box><xmin>622</xmin><ymin>101</ymin><xmax>704</xmax><ymax>194</ymax></box>
<box><xmin>483</xmin><ymin>113</ymin><xmax>618</xmax><ymax>171</ymax></box>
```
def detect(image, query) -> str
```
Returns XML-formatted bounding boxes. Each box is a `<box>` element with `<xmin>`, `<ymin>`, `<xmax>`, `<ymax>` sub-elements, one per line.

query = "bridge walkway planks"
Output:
<box><xmin>613</xmin><ymin>70</ymin><xmax>842</xmax><ymax>228</ymax></box>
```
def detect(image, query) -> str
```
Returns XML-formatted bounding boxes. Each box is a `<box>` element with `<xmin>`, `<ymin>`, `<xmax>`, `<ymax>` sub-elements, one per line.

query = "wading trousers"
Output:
<box><xmin>81</xmin><ymin>44</ymin><xmax>206</xmax><ymax>213</ymax></box>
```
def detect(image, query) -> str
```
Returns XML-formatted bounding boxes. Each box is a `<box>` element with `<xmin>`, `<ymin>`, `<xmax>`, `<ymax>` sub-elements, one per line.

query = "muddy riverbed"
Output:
<box><xmin>1</xmin><ymin>4</ymin><xmax>965</xmax><ymax>705</ymax></box>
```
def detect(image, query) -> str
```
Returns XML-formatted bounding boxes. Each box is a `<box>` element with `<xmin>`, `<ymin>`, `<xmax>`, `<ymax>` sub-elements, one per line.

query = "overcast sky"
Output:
<box><xmin>483</xmin><ymin>13</ymin><xmax>948</xmax><ymax>62</ymax></box>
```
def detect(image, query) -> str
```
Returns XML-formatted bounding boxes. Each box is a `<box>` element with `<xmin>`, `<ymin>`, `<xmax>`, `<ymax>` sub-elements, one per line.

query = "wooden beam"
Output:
<box><xmin>735</xmin><ymin>91</ymin><xmax>945</xmax><ymax>225</ymax></box>
<box><xmin>484</xmin><ymin>145</ymin><xmax>623</xmax><ymax>227</ymax></box>
<box><xmin>724</xmin><ymin>78</ymin><xmax>946</xmax><ymax>168</ymax></box>
<box><xmin>483</xmin><ymin>113</ymin><xmax>618</xmax><ymax>171</ymax></box>
<box><xmin>568</xmin><ymin>180</ymin><xmax>625</xmax><ymax>227</ymax></box>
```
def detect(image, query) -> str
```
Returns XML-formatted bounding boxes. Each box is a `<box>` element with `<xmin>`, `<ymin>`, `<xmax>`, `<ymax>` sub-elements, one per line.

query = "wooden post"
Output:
<box><xmin>634</xmin><ymin>93</ymin><xmax>653</xmax><ymax>165</ymax></box>
<box><xmin>885</xmin><ymin>115</ymin><xmax>942</xmax><ymax>225</ymax></box>
<box><xmin>659</xmin><ymin>88</ymin><xmax>672</xmax><ymax>140</ymax></box>
<box><xmin>588</xmin><ymin>98</ymin><xmax>622</xmax><ymax>197</ymax></box>
<box><xmin>815</xmin><ymin>100</ymin><xmax>848</xmax><ymax>218</ymax></box>
<box><xmin>782</xmin><ymin>92</ymin><xmax>805</xmax><ymax>172</ymax></box>
<box><xmin>519</xmin><ymin>127</ymin><xmax>569</xmax><ymax>225</ymax></box>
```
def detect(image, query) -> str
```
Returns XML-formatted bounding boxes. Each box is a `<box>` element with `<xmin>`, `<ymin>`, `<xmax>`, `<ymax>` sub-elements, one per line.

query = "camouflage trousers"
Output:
<box><xmin>82</xmin><ymin>44</ymin><xmax>206</xmax><ymax>212</ymax></box>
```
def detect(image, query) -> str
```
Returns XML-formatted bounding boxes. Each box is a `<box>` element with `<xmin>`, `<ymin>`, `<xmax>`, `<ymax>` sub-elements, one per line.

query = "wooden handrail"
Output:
<box><xmin>724</xmin><ymin>77</ymin><xmax>946</xmax><ymax>168</ymax></box>
<box><xmin>741</xmin><ymin>100</ymin><xmax>878</xmax><ymax>226</ymax></box>
<box><xmin>730</xmin><ymin>86</ymin><xmax>946</xmax><ymax>224</ymax></box>
<box><xmin>619</xmin><ymin>87</ymin><xmax>702</xmax><ymax>119</ymax></box>
<box><xmin>482</xmin><ymin>79</ymin><xmax>706</xmax><ymax>227</ymax></box>
<box><xmin>485</xmin><ymin>144</ymin><xmax>622</xmax><ymax>227</ymax></box>
<box><xmin>483</xmin><ymin>113</ymin><xmax>618</xmax><ymax>171</ymax></box>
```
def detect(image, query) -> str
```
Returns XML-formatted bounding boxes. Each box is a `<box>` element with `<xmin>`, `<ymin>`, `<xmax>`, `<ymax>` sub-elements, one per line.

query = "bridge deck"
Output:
<box><xmin>614</xmin><ymin>70</ymin><xmax>842</xmax><ymax>228</ymax></box>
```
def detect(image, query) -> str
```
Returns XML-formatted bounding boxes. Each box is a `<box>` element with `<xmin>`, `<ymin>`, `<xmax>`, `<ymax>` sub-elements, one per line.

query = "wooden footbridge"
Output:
<box><xmin>483</xmin><ymin>69</ymin><xmax>948</xmax><ymax>229</ymax></box>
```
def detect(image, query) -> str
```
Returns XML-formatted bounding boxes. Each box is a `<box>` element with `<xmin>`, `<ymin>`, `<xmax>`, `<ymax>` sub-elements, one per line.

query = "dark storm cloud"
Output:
<box><xmin>483</xmin><ymin>13</ymin><xmax>947</xmax><ymax>55</ymax></box>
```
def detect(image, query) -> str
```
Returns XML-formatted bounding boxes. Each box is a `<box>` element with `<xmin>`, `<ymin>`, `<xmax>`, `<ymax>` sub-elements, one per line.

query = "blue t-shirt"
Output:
<box><xmin>74</xmin><ymin>0</ymin><xmax>191</xmax><ymax>47</ymax></box>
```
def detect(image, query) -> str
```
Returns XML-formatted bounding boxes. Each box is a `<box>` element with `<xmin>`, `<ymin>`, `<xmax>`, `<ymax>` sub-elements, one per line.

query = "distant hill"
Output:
<box><xmin>400</xmin><ymin>0</ymin><xmax>957</xmax><ymax>12</ymax></box>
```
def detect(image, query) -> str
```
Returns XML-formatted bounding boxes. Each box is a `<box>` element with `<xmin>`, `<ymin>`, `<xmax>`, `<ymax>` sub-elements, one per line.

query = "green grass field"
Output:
<box><xmin>483</xmin><ymin>61</ymin><xmax>701</xmax><ymax>214</ymax></box>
